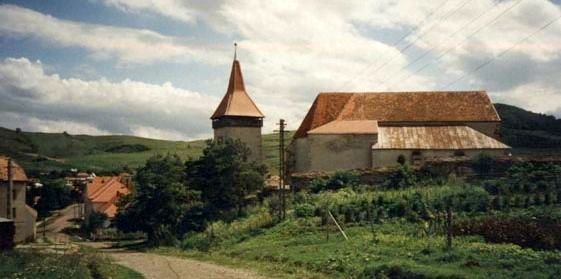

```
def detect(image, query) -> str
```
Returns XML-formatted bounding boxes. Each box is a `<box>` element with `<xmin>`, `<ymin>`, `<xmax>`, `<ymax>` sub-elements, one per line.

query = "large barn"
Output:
<box><xmin>289</xmin><ymin>91</ymin><xmax>510</xmax><ymax>173</ymax></box>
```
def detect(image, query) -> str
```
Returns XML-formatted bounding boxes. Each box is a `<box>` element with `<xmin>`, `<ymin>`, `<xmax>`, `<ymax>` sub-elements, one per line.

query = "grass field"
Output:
<box><xmin>0</xmin><ymin>249</ymin><xmax>143</xmax><ymax>279</ymax></box>
<box><xmin>0</xmin><ymin>127</ymin><xmax>293</xmax><ymax>174</ymax></box>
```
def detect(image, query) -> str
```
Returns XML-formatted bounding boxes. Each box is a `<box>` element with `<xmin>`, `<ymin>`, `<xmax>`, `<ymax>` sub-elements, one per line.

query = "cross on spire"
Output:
<box><xmin>234</xmin><ymin>42</ymin><xmax>238</xmax><ymax>60</ymax></box>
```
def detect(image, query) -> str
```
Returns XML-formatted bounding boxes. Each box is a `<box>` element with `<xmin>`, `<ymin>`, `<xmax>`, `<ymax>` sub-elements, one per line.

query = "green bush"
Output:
<box><xmin>294</xmin><ymin>204</ymin><xmax>315</xmax><ymax>218</ymax></box>
<box><xmin>360</xmin><ymin>264</ymin><xmax>426</xmax><ymax>279</ymax></box>
<box><xmin>384</xmin><ymin>164</ymin><xmax>417</xmax><ymax>189</ymax></box>
<box><xmin>472</xmin><ymin>152</ymin><xmax>495</xmax><ymax>174</ymax></box>
<box><xmin>310</xmin><ymin>171</ymin><xmax>359</xmax><ymax>193</ymax></box>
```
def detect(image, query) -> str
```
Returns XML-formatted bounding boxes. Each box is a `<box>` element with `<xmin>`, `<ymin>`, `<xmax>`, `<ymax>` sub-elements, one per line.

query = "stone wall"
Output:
<box><xmin>290</xmin><ymin>134</ymin><xmax>377</xmax><ymax>173</ymax></box>
<box><xmin>214</xmin><ymin>126</ymin><xmax>263</xmax><ymax>163</ymax></box>
<box><xmin>371</xmin><ymin>149</ymin><xmax>509</xmax><ymax>168</ymax></box>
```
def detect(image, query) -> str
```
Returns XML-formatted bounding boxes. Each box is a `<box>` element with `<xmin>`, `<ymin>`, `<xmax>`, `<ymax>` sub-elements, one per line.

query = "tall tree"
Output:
<box><xmin>185</xmin><ymin>139</ymin><xmax>266</xmax><ymax>219</ymax></box>
<box><xmin>115</xmin><ymin>154</ymin><xmax>198</xmax><ymax>245</ymax></box>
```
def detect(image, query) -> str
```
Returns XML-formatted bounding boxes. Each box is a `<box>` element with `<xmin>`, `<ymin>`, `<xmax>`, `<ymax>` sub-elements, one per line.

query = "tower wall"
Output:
<box><xmin>213</xmin><ymin>117</ymin><xmax>263</xmax><ymax>163</ymax></box>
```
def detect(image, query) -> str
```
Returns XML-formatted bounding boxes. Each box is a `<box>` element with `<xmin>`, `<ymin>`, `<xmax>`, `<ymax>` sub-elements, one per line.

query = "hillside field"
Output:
<box><xmin>0</xmin><ymin>126</ymin><xmax>291</xmax><ymax>175</ymax></box>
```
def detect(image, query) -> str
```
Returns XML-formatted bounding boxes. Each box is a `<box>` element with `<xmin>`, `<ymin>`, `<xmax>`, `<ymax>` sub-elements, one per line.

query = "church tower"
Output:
<box><xmin>211</xmin><ymin>48</ymin><xmax>264</xmax><ymax>163</ymax></box>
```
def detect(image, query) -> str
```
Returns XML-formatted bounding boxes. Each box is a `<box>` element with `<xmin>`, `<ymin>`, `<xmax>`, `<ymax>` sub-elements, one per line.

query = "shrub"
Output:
<box><xmin>360</xmin><ymin>264</ymin><xmax>426</xmax><ymax>279</ymax></box>
<box><xmin>310</xmin><ymin>171</ymin><xmax>359</xmax><ymax>193</ymax></box>
<box><xmin>454</xmin><ymin>216</ymin><xmax>561</xmax><ymax>250</ymax></box>
<box><xmin>384</xmin><ymin>165</ymin><xmax>417</xmax><ymax>189</ymax></box>
<box><xmin>294</xmin><ymin>204</ymin><xmax>315</xmax><ymax>218</ymax></box>
<box><xmin>472</xmin><ymin>152</ymin><xmax>495</xmax><ymax>174</ymax></box>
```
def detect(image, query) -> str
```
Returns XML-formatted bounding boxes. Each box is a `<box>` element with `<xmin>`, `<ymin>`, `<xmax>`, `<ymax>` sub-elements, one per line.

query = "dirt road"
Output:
<box><xmin>39</xmin><ymin>204</ymin><xmax>266</xmax><ymax>278</ymax></box>
<box><xmin>109</xmin><ymin>251</ymin><xmax>266</xmax><ymax>279</ymax></box>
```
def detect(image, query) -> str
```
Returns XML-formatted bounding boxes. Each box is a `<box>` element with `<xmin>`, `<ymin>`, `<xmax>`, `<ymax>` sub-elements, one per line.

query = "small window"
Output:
<box><xmin>412</xmin><ymin>150</ymin><xmax>422</xmax><ymax>156</ymax></box>
<box><xmin>12</xmin><ymin>208</ymin><xmax>16</xmax><ymax>219</ymax></box>
<box><xmin>12</xmin><ymin>189</ymin><xmax>17</xmax><ymax>200</ymax></box>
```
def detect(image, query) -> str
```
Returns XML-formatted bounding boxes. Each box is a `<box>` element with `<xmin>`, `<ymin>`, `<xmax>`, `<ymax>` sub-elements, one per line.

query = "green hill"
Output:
<box><xmin>0</xmin><ymin>126</ymin><xmax>290</xmax><ymax>175</ymax></box>
<box><xmin>495</xmin><ymin>103</ymin><xmax>561</xmax><ymax>148</ymax></box>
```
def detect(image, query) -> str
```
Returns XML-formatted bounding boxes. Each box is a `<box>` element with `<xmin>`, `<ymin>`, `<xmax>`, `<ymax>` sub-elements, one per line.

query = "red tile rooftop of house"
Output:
<box><xmin>0</xmin><ymin>156</ymin><xmax>28</xmax><ymax>181</ymax></box>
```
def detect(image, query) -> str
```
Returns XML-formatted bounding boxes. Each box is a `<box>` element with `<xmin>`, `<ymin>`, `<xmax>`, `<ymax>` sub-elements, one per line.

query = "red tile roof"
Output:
<box><xmin>373</xmin><ymin>126</ymin><xmax>510</xmax><ymax>150</ymax></box>
<box><xmin>0</xmin><ymin>156</ymin><xmax>28</xmax><ymax>181</ymax></box>
<box><xmin>308</xmin><ymin>120</ymin><xmax>378</xmax><ymax>135</ymax></box>
<box><xmin>86</xmin><ymin>176</ymin><xmax>130</xmax><ymax>217</ymax></box>
<box><xmin>295</xmin><ymin>91</ymin><xmax>500</xmax><ymax>138</ymax></box>
<box><xmin>211</xmin><ymin>59</ymin><xmax>264</xmax><ymax>119</ymax></box>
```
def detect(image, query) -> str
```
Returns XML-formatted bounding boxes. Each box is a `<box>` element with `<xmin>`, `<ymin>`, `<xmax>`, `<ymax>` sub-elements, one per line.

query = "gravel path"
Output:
<box><xmin>109</xmin><ymin>251</ymin><xmax>266</xmax><ymax>279</ymax></box>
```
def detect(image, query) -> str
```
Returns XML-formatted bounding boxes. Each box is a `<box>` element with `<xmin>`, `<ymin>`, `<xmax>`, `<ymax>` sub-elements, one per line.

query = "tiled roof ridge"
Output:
<box><xmin>89</xmin><ymin>177</ymin><xmax>124</xmax><ymax>201</ymax></box>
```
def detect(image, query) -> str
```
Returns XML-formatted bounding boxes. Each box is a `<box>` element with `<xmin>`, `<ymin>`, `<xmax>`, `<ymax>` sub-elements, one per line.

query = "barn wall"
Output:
<box><xmin>214</xmin><ymin>126</ymin><xmax>263</xmax><ymax>163</ymax></box>
<box><xmin>372</xmin><ymin>149</ymin><xmax>508</xmax><ymax>168</ymax></box>
<box><xmin>292</xmin><ymin>134</ymin><xmax>377</xmax><ymax>173</ymax></box>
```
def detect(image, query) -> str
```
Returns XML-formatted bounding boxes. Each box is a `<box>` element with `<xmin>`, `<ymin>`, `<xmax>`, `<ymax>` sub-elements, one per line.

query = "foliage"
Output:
<box><xmin>309</xmin><ymin>170</ymin><xmax>360</xmax><ymax>193</ymax></box>
<box><xmin>496</xmin><ymin>103</ymin><xmax>561</xmax><ymax>147</ymax></box>
<box><xmin>185</xmin><ymin>139</ymin><xmax>266</xmax><ymax>219</ymax></box>
<box><xmin>182</xmin><ymin>205</ymin><xmax>274</xmax><ymax>251</ymax></box>
<box><xmin>172</xmin><ymin>218</ymin><xmax>561</xmax><ymax>278</ymax></box>
<box><xmin>384</xmin><ymin>164</ymin><xmax>417</xmax><ymax>189</ymax></box>
<box><xmin>294</xmin><ymin>203</ymin><xmax>315</xmax><ymax>218</ymax></box>
<box><xmin>360</xmin><ymin>264</ymin><xmax>426</xmax><ymax>279</ymax></box>
<box><xmin>455</xmin><ymin>215</ymin><xmax>561</xmax><ymax>250</ymax></box>
<box><xmin>115</xmin><ymin>154</ymin><xmax>199</xmax><ymax>245</ymax></box>
<box><xmin>83</xmin><ymin>211</ymin><xmax>108</xmax><ymax>237</ymax></box>
<box><xmin>472</xmin><ymin>153</ymin><xmax>495</xmax><ymax>175</ymax></box>
<box><xmin>105</xmin><ymin>144</ymin><xmax>151</xmax><ymax>153</ymax></box>
<box><xmin>34</xmin><ymin>178</ymin><xmax>76</xmax><ymax>217</ymax></box>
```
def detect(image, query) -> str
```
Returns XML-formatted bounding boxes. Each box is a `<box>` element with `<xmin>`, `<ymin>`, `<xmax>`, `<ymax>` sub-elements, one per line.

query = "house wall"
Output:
<box><xmin>0</xmin><ymin>181</ymin><xmax>36</xmax><ymax>243</ymax></box>
<box><xmin>291</xmin><ymin>134</ymin><xmax>378</xmax><ymax>173</ymax></box>
<box><xmin>371</xmin><ymin>149</ymin><xmax>509</xmax><ymax>168</ymax></box>
<box><xmin>214</xmin><ymin>126</ymin><xmax>263</xmax><ymax>163</ymax></box>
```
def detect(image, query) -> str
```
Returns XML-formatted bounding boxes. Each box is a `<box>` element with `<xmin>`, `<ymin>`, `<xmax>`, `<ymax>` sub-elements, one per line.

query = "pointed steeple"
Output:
<box><xmin>211</xmin><ymin>47</ymin><xmax>264</xmax><ymax>119</ymax></box>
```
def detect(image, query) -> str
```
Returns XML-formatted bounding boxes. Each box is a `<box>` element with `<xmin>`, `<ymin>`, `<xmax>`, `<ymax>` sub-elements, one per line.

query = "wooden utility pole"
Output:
<box><xmin>277</xmin><ymin>119</ymin><xmax>286</xmax><ymax>220</ymax></box>
<box><xmin>7</xmin><ymin>159</ymin><xmax>13</xmax><ymax>219</ymax></box>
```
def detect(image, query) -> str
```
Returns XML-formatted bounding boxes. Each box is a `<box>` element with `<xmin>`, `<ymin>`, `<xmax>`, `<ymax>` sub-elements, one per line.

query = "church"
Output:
<box><xmin>289</xmin><ymin>91</ymin><xmax>510</xmax><ymax>173</ymax></box>
<box><xmin>210</xmin><ymin>51</ymin><xmax>510</xmax><ymax>174</ymax></box>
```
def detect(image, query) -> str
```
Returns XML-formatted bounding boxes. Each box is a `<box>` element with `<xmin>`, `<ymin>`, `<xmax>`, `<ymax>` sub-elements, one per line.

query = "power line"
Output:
<box><xmin>334</xmin><ymin>0</ymin><xmax>453</xmax><ymax>91</ymax></box>
<box><xmin>397</xmin><ymin>0</ymin><xmax>524</xmax><ymax>88</ymax></box>
<box><xmin>354</xmin><ymin>0</ymin><xmax>472</xmax><ymax>90</ymax></box>
<box><xmin>441</xmin><ymin>14</ymin><xmax>561</xmax><ymax>89</ymax></box>
<box><xmin>380</xmin><ymin>0</ymin><xmax>504</xmax><ymax>89</ymax></box>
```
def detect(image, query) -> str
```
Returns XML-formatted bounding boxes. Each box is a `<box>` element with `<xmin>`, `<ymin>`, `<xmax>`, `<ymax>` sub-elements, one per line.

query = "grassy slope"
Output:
<box><xmin>0</xmin><ymin>249</ymin><xmax>143</xmax><ymax>279</ymax></box>
<box><xmin>0</xmin><ymin>126</ymin><xmax>293</xmax><ymax>174</ymax></box>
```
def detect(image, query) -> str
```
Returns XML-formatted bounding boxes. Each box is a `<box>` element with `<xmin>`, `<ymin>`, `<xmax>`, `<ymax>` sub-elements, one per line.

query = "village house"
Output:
<box><xmin>211</xmin><ymin>55</ymin><xmax>264</xmax><ymax>163</ymax></box>
<box><xmin>83</xmin><ymin>174</ymin><xmax>131</xmax><ymax>224</ymax></box>
<box><xmin>0</xmin><ymin>156</ymin><xmax>37</xmax><ymax>243</ymax></box>
<box><xmin>289</xmin><ymin>91</ymin><xmax>510</xmax><ymax>173</ymax></box>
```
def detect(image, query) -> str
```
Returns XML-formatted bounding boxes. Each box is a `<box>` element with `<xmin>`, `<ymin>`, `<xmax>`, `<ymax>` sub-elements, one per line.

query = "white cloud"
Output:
<box><xmin>0</xmin><ymin>4</ymin><xmax>228</xmax><ymax>65</ymax></box>
<box><xmin>0</xmin><ymin>57</ymin><xmax>218</xmax><ymax>140</ymax></box>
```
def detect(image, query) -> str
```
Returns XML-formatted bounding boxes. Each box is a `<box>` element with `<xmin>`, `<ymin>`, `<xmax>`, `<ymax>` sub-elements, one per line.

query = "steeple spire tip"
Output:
<box><xmin>234</xmin><ymin>42</ymin><xmax>238</xmax><ymax>60</ymax></box>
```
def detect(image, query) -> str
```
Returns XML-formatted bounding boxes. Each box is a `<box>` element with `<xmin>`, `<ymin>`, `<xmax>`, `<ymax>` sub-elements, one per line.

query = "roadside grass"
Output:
<box><xmin>0</xmin><ymin>248</ymin><xmax>143</xmax><ymax>279</ymax></box>
<box><xmin>169</xmin><ymin>215</ymin><xmax>561</xmax><ymax>278</ymax></box>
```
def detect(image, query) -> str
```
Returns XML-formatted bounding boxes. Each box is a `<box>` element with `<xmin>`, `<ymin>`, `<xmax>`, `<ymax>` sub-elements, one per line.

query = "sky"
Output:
<box><xmin>1</xmin><ymin>0</ymin><xmax>561</xmax><ymax>141</ymax></box>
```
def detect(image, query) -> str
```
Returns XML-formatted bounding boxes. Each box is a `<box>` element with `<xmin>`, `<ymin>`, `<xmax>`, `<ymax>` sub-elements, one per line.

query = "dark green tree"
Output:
<box><xmin>185</xmin><ymin>139</ymin><xmax>266</xmax><ymax>219</ymax></box>
<box><xmin>114</xmin><ymin>154</ymin><xmax>199</xmax><ymax>245</ymax></box>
